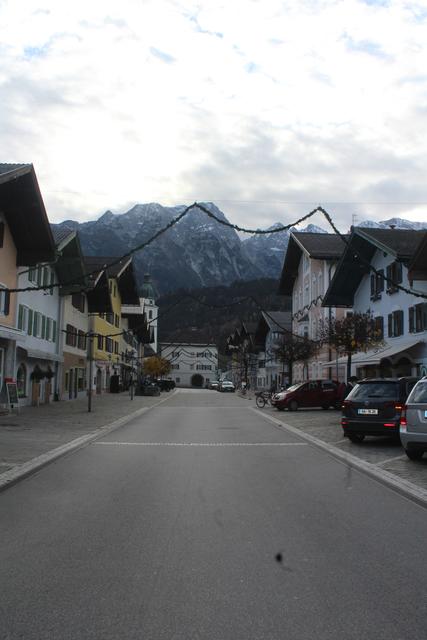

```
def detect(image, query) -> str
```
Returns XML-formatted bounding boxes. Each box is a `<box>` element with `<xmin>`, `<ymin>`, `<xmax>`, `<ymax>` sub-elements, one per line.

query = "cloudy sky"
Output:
<box><xmin>1</xmin><ymin>0</ymin><xmax>427</xmax><ymax>232</ymax></box>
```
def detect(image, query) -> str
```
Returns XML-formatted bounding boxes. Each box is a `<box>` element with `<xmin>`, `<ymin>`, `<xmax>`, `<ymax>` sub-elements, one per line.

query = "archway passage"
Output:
<box><xmin>191</xmin><ymin>373</ymin><xmax>204</xmax><ymax>388</ymax></box>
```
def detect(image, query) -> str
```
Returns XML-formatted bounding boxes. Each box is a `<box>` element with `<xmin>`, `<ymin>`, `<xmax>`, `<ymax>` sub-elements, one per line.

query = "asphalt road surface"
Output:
<box><xmin>1</xmin><ymin>390</ymin><xmax>426</xmax><ymax>639</ymax></box>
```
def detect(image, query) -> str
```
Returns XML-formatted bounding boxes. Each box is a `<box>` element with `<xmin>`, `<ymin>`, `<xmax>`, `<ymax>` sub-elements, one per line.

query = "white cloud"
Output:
<box><xmin>0</xmin><ymin>0</ymin><xmax>427</xmax><ymax>232</ymax></box>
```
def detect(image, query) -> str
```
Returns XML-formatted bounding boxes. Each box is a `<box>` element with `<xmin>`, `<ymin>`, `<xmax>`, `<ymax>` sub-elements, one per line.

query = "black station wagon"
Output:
<box><xmin>341</xmin><ymin>377</ymin><xmax>418</xmax><ymax>443</ymax></box>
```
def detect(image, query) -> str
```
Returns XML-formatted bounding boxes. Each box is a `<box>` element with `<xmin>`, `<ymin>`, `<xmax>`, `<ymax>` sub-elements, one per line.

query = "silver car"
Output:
<box><xmin>399</xmin><ymin>377</ymin><xmax>427</xmax><ymax>460</ymax></box>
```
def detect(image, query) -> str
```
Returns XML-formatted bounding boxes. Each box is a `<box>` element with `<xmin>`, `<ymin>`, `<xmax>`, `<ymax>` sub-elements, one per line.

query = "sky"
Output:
<box><xmin>1</xmin><ymin>0</ymin><xmax>427</xmax><ymax>232</ymax></box>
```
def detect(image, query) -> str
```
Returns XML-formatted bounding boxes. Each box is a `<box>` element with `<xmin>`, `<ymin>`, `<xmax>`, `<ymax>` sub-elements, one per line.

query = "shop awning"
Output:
<box><xmin>17</xmin><ymin>345</ymin><xmax>63</xmax><ymax>363</ymax></box>
<box><xmin>324</xmin><ymin>337</ymin><xmax>425</xmax><ymax>367</ymax></box>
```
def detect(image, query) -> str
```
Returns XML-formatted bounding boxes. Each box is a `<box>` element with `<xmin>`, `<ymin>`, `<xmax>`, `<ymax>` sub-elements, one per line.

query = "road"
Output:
<box><xmin>1</xmin><ymin>389</ymin><xmax>426</xmax><ymax>639</ymax></box>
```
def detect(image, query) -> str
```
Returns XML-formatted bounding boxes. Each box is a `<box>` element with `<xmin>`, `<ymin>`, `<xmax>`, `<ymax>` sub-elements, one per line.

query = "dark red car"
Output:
<box><xmin>272</xmin><ymin>380</ymin><xmax>339</xmax><ymax>411</ymax></box>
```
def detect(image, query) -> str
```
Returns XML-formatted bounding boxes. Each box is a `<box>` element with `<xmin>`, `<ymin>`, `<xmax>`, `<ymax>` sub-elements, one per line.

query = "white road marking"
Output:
<box><xmin>95</xmin><ymin>441</ymin><xmax>308</xmax><ymax>447</ymax></box>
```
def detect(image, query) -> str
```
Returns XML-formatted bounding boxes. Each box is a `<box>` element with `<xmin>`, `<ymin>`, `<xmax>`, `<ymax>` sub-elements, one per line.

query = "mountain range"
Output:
<box><xmin>52</xmin><ymin>203</ymin><xmax>427</xmax><ymax>296</ymax></box>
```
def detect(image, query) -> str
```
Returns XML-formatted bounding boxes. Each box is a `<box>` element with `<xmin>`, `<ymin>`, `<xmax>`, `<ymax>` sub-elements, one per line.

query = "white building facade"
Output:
<box><xmin>160</xmin><ymin>343</ymin><xmax>218</xmax><ymax>388</ymax></box>
<box><xmin>323</xmin><ymin>228</ymin><xmax>427</xmax><ymax>379</ymax></box>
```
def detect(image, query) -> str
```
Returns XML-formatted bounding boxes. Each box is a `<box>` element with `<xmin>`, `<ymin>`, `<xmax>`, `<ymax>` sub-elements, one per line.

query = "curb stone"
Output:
<box><xmin>0</xmin><ymin>393</ymin><xmax>174</xmax><ymax>493</ymax></box>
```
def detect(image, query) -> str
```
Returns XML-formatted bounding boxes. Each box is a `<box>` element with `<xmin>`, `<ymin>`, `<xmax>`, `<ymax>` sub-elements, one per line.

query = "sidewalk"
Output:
<box><xmin>0</xmin><ymin>391</ymin><xmax>170</xmax><ymax>490</ymax></box>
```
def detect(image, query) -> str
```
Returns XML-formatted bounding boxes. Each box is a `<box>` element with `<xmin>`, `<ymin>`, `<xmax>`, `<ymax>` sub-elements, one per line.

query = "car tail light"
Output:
<box><xmin>383</xmin><ymin>423</ymin><xmax>396</xmax><ymax>427</ymax></box>
<box><xmin>341</xmin><ymin>419</ymin><xmax>348</xmax><ymax>427</ymax></box>
<box><xmin>400</xmin><ymin>405</ymin><xmax>407</xmax><ymax>431</ymax></box>
<box><xmin>384</xmin><ymin>402</ymin><xmax>403</xmax><ymax>412</ymax></box>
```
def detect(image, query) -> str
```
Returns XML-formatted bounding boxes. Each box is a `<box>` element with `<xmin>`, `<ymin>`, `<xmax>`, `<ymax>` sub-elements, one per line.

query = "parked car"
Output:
<box><xmin>209</xmin><ymin>380</ymin><xmax>220</xmax><ymax>390</ymax></box>
<box><xmin>341</xmin><ymin>377</ymin><xmax>418</xmax><ymax>443</ymax></box>
<box><xmin>272</xmin><ymin>380</ymin><xmax>339</xmax><ymax>411</ymax></box>
<box><xmin>219</xmin><ymin>380</ymin><xmax>235</xmax><ymax>393</ymax></box>
<box><xmin>156</xmin><ymin>379</ymin><xmax>176</xmax><ymax>391</ymax></box>
<box><xmin>400</xmin><ymin>377</ymin><xmax>427</xmax><ymax>460</ymax></box>
<box><xmin>138</xmin><ymin>382</ymin><xmax>161</xmax><ymax>396</ymax></box>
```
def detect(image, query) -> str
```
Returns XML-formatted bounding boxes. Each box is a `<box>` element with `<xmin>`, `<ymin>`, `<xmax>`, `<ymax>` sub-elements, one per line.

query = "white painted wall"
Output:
<box><xmin>160</xmin><ymin>343</ymin><xmax>218</xmax><ymax>387</ymax></box>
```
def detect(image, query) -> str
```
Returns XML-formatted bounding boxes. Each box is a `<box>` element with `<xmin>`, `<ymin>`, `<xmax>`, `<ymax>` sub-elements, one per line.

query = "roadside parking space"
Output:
<box><xmin>258</xmin><ymin>405</ymin><xmax>427</xmax><ymax>492</ymax></box>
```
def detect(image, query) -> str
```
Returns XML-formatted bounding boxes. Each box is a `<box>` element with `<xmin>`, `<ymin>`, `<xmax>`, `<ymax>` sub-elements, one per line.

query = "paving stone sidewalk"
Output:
<box><xmin>0</xmin><ymin>392</ymin><xmax>168</xmax><ymax>477</ymax></box>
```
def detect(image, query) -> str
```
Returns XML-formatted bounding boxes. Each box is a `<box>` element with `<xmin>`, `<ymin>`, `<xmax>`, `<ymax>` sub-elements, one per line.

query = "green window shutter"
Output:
<box><xmin>52</xmin><ymin>320</ymin><xmax>57</xmax><ymax>343</ymax></box>
<box><xmin>18</xmin><ymin>305</ymin><xmax>23</xmax><ymax>330</ymax></box>
<box><xmin>42</xmin><ymin>315</ymin><xmax>46</xmax><ymax>340</ymax></box>
<box><xmin>28</xmin><ymin>309</ymin><xmax>33</xmax><ymax>335</ymax></box>
<box><xmin>33</xmin><ymin>312</ymin><xmax>38</xmax><ymax>337</ymax></box>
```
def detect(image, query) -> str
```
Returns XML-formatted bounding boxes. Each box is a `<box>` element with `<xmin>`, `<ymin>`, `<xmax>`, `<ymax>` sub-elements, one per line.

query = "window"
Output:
<box><xmin>66</xmin><ymin>324</ymin><xmax>77</xmax><ymax>347</ymax></box>
<box><xmin>171</xmin><ymin>364</ymin><xmax>180</xmax><ymax>370</ymax></box>
<box><xmin>50</xmin><ymin>271</ymin><xmax>55</xmax><ymax>295</ymax></box>
<box><xmin>77</xmin><ymin>368</ymin><xmax>86</xmax><ymax>391</ymax></box>
<box><xmin>52</xmin><ymin>320</ymin><xmax>57</xmax><ymax>343</ymax></box>
<box><xmin>370</xmin><ymin>269</ymin><xmax>385</xmax><ymax>301</ymax></box>
<box><xmin>28</xmin><ymin>267</ymin><xmax>37</xmax><ymax>283</ymax></box>
<box><xmin>114</xmin><ymin>341</ymin><xmax>119</xmax><ymax>354</ymax></box>
<box><xmin>78</xmin><ymin>330</ymin><xmax>87</xmax><ymax>351</ymax></box>
<box><xmin>106</xmin><ymin>312</ymin><xmax>114</xmax><ymax>325</ymax></box>
<box><xmin>33</xmin><ymin>312</ymin><xmax>42</xmax><ymax>337</ymax></box>
<box><xmin>105</xmin><ymin>337</ymin><xmax>113</xmax><ymax>353</ymax></box>
<box><xmin>72</xmin><ymin>293</ymin><xmax>85</xmax><ymax>313</ymax></box>
<box><xmin>97</xmin><ymin>334</ymin><xmax>104</xmax><ymax>350</ymax></box>
<box><xmin>114</xmin><ymin>314</ymin><xmax>120</xmax><ymax>328</ymax></box>
<box><xmin>409</xmin><ymin>303</ymin><xmax>427</xmax><ymax>333</ymax></box>
<box><xmin>17</xmin><ymin>305</ymin><xmax>29</xmax><ymax>331</ymax></box>
<box><xmin>196</xmin><ymin>364</ymin><xmax>212</xmax><ymax>370</ymax></box>
<box><xmin>388</xmin><ymin>310</ymin><xmax>404</xmax><ymax>337</ymax></box>
<box><xmin>386</xmin><ymin>262</ymin><xmax>403</xmax><ymax>294</ymax></box>
<box><xmin>149</xmin><ymin>310</ymin><xmax>153</xmax><ymax>319</ymax></box>
<box><xmin>42</xmin><ymin>267</ymin><xmax>49</xmax><ymax>288</ymax></box>
<box><xmin>374</xmin><ymin>316</ymin><xmax>384</xmax><ymax>339</ymax></box>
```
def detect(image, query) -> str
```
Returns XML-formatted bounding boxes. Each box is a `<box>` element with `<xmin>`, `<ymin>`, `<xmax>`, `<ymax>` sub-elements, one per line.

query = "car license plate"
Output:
<box><xmin>358</xmin><ymin>408</ymin><xmax>378</xmax><ymax>415</ymax></box>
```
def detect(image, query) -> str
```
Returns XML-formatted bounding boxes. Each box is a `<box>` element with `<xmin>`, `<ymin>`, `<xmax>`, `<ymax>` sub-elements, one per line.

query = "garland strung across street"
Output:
<box><xmin>10</xmin><ymin>202</ymin><xmax>427</xmax><ymax>304</ymax></box>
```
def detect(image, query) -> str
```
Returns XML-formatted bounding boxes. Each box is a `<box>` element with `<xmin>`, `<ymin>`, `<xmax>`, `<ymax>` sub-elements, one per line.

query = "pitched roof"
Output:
<box><xmin>84</xmin><ymin>255</ymin><xmax>131</xmax><ymax>279</ymax></box>
<box><xmin>51</xmin><ymin>225</ymin><xmax>75</xmax><ymax>247</ymax></box>
<box><xmin>84</xmin><ymin>255</ymin><xmax>139</xmax><ymax>305</ymax></box>
<box><xmin>323</xmin><ymin>228</ymin><xmax>427</xmax><ymax>307</ymax></box>
<box><xmin>354</xmin><ymin>228</ymin><xmax>426</xmax><ymax>259</ymax></box>
<box><xmin>292</xmin><ymin>232</ymin><xmax>348</xmax><ymax>258</ymax></box>
<box><xmin>279</xmin><ymin>232</ymin><xmax>348</xmax><ymax>295</ymax></box>
<box><xmin>0</xmin><ymin>163</ymin><xmax>55</xmax><ymax>265</ymax></box>
<box><xmin>408</xmin><ymin>231</ymin><xmax>427</xmax><ymax>280</ymax></box>
<box><xmin>0</xmin><ymin>163</ymin><xmax>31</xmax><ymax>177</ymax></box>
<box><xmin>262</xmin><ymin>311</ymin><xmax>292</xmax><ymax>332</ymax></box>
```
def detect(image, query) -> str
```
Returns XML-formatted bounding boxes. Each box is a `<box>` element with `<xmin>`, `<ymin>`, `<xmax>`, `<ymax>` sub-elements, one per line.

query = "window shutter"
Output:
<box><xmin>388</xmin><ymin>313</ymin><xmax>393</xmax><ymax>337</ymax></box>
<box><xmin>370</xmin><ymin>275</ymin><xmax>375</xmax><ymax>296</ymax></box>
<box><xmin>28</xmin><ymin>309</ymin><xmax>33</xmax><ymax>335</ymax></box>
<box><xmin>409</xmin><ymin>307</ymin><xmax>415</xmax><ymax>333</ymax></box>
<box><xmin>386</xmin><ymin>265</ymin><xmax>392</xmax><ymax>292</ymax></box>
<box><xmin>18</xmin><ymin>305</ymin><xmax>23</xmax><ymax>330</ymax></box>
<box><xmin>378</xmin><ymin>269</ymin><xmax>384</xmax><ymax>292</ymax></box>
<box><xmin>397</xmin><ymin>310</ymin><xmax>404</xmax><ymax>336</ymax></box>
<box><xmin>3</xmin><ymin>289</ymin><xmax>10</xmax><ymax>316</ymax></box>
<box><xmin>52</xmin><ymin>320</ymin><xmax>57</xmax><ymax>343</ymax></box>
<box><xmin>396</xmin><ymin>262</ymin><xmax>403</xmax><ymax>284</ymax></box>
<box><xmin>42</xmin><ymin>315</ymin><xmax>46</xmax><ymax>339</ymax></box>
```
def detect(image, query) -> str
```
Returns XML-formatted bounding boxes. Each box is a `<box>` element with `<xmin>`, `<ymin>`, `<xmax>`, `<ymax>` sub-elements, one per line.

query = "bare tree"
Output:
<box><xmin>317</xmin><ymin>311</ymin><xmax>384</xmax><ymax>379</ymax></box>
<box><xmin>273</xmin><ymin>336</ymin><xmax>318</xmax><ymax>386</ymax></box>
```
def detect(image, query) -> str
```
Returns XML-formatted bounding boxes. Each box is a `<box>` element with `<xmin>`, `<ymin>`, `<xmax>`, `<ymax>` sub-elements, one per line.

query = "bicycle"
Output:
<box><xmin>255</xmin><ymin>390</ymin><xmax>273</xmax><ymax>408</ymax></box>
